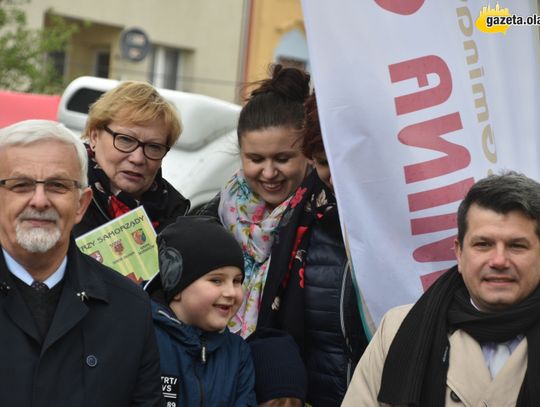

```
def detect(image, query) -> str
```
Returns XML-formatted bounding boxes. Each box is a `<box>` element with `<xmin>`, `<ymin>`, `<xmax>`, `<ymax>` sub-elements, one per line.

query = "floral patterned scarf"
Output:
<box><xmin>218</xmin><ymin>170</ymin><xmax>293</xmax><ymax>337</ymax></box>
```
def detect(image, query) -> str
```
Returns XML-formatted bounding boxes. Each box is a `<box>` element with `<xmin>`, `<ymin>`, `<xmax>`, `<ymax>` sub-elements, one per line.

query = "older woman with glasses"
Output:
<box><xmin>73</xmin><ymin>81</ymin><xmax>190</xmax><ymax>237</ymax></box>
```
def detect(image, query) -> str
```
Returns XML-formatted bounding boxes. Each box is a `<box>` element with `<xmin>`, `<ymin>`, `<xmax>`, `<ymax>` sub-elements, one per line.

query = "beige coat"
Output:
<box><xmin>342</xmin><ymin>305</ymin><xmax>528</xmax><ymax>407</ymax></box>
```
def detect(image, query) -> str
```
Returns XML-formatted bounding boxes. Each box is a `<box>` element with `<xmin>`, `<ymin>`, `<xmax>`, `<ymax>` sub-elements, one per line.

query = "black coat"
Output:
<box><xmin>258</xmin><ymin>173</ymin><xmax>368</xmax><ymax>407</ymax></box>
<box><xmin>302</xmin><ymin>211</ymin><xmax>367</xmax><ymax>406</ymax></box>
<box><xmin>0</xmin><ymin>241</ymin><xmax>162</xmax><ymax>407</ymax></box>
<box><xmin>191</xmin><ymin>192</ymin><xmax>220</xmax><ymax>219</ymax></box>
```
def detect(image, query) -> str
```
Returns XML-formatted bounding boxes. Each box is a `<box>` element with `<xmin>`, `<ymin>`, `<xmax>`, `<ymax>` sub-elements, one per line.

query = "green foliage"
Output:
<box><xmin>0</xmin><ymin>0</ymin><xmax>78</xmax><ymax>94</ymax></box>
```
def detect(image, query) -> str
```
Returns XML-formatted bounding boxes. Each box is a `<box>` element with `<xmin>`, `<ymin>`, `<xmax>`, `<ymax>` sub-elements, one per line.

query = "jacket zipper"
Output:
<box><xmin>340</xmin><ymin>260</ymin><xmax>354</xmax><ymax>384</ymax></box>
<box><xmin>158</xmin><ymin>309</ymin><xmax>206</xmax><ymax>406</ymax></box>
<box><xmin>192</xmin><ymin>361</ymin><xmax>205</xmax><ymax>407</ymax></box>
<box><xmin>200</xmin><ymin>337</ymin><xmax>207</xmax><ymax>364</ymax></box>
<box><xmin>196</xmin><ymin>336</ymin><xmax>207</xmax><ymax>407</ymax></box>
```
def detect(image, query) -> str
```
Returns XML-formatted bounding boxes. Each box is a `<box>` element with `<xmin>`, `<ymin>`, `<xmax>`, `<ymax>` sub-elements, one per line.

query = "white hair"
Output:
<box><xmin>0</xmin><ymin>120</ymin><xmax>88</xmax><ymax>186</ymax></box>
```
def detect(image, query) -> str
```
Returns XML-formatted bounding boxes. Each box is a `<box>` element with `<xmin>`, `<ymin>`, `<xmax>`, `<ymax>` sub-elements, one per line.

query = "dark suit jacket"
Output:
<box><xmin>0</xmin><ymin>240</ymin><xmax>162</xmax><ymax>407</ymax></box>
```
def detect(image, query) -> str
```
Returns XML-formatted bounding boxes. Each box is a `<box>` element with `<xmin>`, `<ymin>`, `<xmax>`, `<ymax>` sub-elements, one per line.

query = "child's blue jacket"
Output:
<box><xmin>151</xmin><ymin>300</ymin><xmax>257</xmax><ymax>406</ymax></box>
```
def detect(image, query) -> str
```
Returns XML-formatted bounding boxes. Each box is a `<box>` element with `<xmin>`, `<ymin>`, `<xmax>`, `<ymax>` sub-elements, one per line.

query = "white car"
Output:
<box><xmin>57</xmin><ymin>76</ymin><xmax>241</xmax><ymax>211</ymax></box>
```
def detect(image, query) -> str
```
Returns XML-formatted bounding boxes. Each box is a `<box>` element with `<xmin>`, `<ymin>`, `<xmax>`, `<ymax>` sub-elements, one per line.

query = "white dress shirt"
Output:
<box><xmin>3</xmin><ymin>248</ymin><xmax>66</xmax><ymax>288</ymax></box>
<box><xmin>470</xmin><ymin>297</ymin><xmax>524</xmax><ymax>378</ymax></box>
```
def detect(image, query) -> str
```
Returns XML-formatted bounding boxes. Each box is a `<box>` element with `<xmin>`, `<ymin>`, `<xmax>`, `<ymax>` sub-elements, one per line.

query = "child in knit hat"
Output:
<box><xmin>145</xmin><ymin>216</ymin><xmax>256</xmax><ymax>406</ymax></box>
<box><xmin>247</xmin><ymin>328</ymin><xmax>307</xmax><ymax>406</ymax></box>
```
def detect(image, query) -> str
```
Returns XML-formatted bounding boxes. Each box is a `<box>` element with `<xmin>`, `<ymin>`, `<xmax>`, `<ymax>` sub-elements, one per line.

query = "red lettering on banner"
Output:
<box><xmin>413</xmin><ymin>235</ymin><xmax>455</xmax><ymax>262</ymax></box>
<box><xmin>410</xmin><ymin>213</ymin><xmax>457</xmax><ymax>235</ymax></box>
<box><xmin>389</xmin><ymin>52</ymin><xmax>474</xmax><ymax>291</ymax></box>
<box><xmin>399</xmin><ymin>113</ymin><xmax>469</xmax><ymax>183</ymax></box>
<box><xmin>420</xmin><ymin>269</ymin><xmax>448</xmax><ymax>290</ymax></box>
<box><xmin>407</xmin><ymin>177</ymin><xmax>473</xmax><ymax>289</ymax></box>
<box><xmin>389</xmin><ymin>55</ymin><xmax>452</xmax><ymax>115</ymax></box>
<box><xmin>408</xmin><ymin>178</ymin><xmax>474</xmax><ymax>212</ymax></box>
<box><xmin>374</xmin><ymin>0</ymin><xmax>425</xmax><ymax>15</ymax></box>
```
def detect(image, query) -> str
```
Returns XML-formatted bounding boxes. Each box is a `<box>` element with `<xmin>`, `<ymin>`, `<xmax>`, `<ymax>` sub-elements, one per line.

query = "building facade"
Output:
<box><xmin>16</xmin><ymin>0</ymin><xmax>310</xmax><ymax>103</ymax></box>
<box><xmin>23</xmin><ymin>0</ymin><xmax>247</xmax><ymax>102</ymax></box>
<box><xmin>241</xmin><ymin>0</ymin><xmax>310</xmax><ymax>87</ymax></box>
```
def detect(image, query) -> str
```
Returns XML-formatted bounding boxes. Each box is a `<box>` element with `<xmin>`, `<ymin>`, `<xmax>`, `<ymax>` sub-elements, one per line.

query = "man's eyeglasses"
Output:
<box><xmin>103</xmin><ymin>126</ymin><xmax>170</xmax><ymax>160</ymax></box>
<box><xmin>0</xmin><ymin>178</ymin><xmax>83</xmax><ymax>194</ymax></box>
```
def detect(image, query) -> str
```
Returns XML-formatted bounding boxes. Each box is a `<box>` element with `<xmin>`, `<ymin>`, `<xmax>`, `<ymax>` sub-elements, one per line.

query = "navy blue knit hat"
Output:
<box><xmin>145</xmin><ymin>216</ymin><xmax>244</xmax><ymax>302</ymax></box>
<box><xmin>247</xmin><ymin>328</ymin><xmax>307</xmax><ymax>404</ymax></box>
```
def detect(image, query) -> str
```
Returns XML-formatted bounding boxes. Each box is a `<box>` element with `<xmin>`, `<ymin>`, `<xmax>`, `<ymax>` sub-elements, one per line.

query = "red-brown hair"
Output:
<box><xmin>302</xmin><ymin>92</ymin><xmax>324</xmax><ymax>159</ymax></box>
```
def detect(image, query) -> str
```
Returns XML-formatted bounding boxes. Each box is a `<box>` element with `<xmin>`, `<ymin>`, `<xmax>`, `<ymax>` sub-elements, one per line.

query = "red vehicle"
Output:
<box><xmin>0</xmin><ymin>90</ymin><xmax>60</xmax><ymax>128</ymax></box>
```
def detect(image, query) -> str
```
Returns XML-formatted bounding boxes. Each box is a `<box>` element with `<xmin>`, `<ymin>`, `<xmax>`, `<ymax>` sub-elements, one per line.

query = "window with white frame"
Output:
<box><xmin>150</xmin><ymin>46</ymin><xmax>182</xmax><ymax>90</ymax></box>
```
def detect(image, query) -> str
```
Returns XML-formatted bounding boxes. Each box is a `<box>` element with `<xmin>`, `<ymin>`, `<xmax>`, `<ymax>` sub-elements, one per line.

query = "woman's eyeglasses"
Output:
<box><xmin>103</xmin><ymin>126</ymin><xmax>170</xmax><ymax>160</ymax></box>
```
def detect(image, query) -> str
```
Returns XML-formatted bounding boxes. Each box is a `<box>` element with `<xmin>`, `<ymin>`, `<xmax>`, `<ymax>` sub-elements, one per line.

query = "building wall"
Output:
<box><xmin>22</xmin><ymin>0</ymin><xmax>245</xmax><ymax>102</ymax></box>
<box><xmin>243</xmin><ymin>0</ymin><xmax>308</xmax><ymax>86</ymax></box>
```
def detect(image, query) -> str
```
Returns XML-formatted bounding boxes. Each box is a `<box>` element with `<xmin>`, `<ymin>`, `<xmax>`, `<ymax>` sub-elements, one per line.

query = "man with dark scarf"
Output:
<box><xmin>342</xmin><ymin>171</ymin><xmax>540</xmax><ymax>407</ymax></box>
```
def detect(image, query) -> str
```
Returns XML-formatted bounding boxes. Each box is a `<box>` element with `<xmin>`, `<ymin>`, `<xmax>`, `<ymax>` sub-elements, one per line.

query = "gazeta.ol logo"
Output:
<box><xmin>476</xmin><ymin>3</ymin><xmax>540</xmax><ymax>34</ymax></box>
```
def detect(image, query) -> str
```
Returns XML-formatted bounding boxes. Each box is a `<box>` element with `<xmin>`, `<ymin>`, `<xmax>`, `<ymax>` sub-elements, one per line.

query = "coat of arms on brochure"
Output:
<box><xmin>132</xmin><ymin>229</ymin><xmax>147</xmax><ymax>245</ymax></box>
<box><xmin>110</xmin><ymin>240</ymin><xmax>125</xmax><ymax>256</ymax></box>
<box><xmin>89</xmin><ymin>250</ymin><xmax>104</xmax><ymax>263</ymax></box>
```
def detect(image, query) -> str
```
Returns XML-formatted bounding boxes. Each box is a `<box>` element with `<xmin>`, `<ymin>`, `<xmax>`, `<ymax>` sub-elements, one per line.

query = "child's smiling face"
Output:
<box><xmin>169</xmin><ymin>266</ymin><xmax>244</xmax><ymax>331</ymax></box>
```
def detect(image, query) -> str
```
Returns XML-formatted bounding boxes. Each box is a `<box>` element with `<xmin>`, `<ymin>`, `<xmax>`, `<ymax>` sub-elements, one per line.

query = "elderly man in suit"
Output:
<box><xmin>0</xmin><ymin>120</ymin><xmax>162</xmax><ymax>406</ymax></box>
<box><xmin>343</xmin><ymin>172</ymin><xmax>540</xmax><ymax>406</ymax></box>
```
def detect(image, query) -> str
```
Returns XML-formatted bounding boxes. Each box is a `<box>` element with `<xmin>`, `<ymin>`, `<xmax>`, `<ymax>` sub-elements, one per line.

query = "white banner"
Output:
<box><xmin>301</xmin><ymin>0</ymin><xmax>540</xmax><ymax>332</ymax></box>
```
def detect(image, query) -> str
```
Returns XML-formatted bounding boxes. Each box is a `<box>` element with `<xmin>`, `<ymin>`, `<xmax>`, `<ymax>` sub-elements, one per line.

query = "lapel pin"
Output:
<box><xmin>0</xmin><ymin>282</ymin><xmax>11</xmax><ymax>295</ymax></box>
<box><xmin>76</xmin><ymin>291</ymin><xmax>88</xmax><ymax>302</ymax></box>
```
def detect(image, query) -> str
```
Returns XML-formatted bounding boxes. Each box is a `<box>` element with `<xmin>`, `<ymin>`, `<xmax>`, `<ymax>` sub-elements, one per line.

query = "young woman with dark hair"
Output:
<box><xmin>217</xmin><ymin>65</ymin><xmax>311</xmax><ymax>338</ymax></box>
<box><xmin>257</xmin><ymin>92</ymin><xmax>369</xmax><ymax>406</ymax></box>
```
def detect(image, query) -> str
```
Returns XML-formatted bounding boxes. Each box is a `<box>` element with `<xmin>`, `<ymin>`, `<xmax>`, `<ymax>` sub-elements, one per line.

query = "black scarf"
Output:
<box><xmin>257</xmin><ymin>171</ymin><xmax>335</xmax><ymax>355</ymax></box>
<box><xmin>86</xmin><ymin>145</ymin><xmax>173</xmax><ymax>228</ymax></box>
<box><xmin>378</xmin><ymin>266</ymin><xmax>540</xmax><ymax>406</ymax></box>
